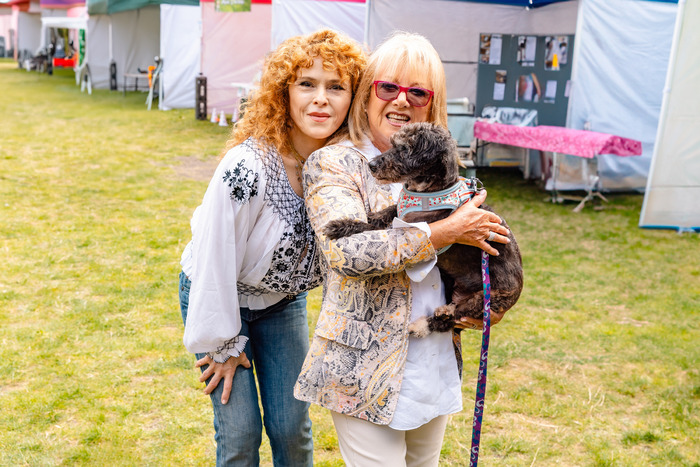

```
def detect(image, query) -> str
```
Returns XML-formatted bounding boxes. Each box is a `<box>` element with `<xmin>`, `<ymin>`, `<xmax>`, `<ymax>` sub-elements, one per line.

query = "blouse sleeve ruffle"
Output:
<box><xmin>206</xmin><ymin>335</ymin><xmax>249</xmax><ymax>362</ymax></box>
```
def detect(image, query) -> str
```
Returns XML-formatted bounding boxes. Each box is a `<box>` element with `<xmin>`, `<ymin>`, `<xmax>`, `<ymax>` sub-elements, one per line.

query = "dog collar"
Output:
<box><xmin>397</xmin><ymin>177</ymin><xmax>480</xmax><ymax>254</ymax></box>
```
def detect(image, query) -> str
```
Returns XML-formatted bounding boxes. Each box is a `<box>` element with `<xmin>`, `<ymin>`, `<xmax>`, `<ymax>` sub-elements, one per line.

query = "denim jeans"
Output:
<box><xmin>179</xmin><ymin>272</ymin><xmax>313</xmax><ymax>466</ymax></box>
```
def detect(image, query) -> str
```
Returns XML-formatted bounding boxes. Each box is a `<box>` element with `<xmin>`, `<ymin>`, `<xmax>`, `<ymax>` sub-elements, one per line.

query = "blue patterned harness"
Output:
<box><xmin>397</xmin><ymin>177</ymin><xmax>481</xmax><ymax>253</ymax></box>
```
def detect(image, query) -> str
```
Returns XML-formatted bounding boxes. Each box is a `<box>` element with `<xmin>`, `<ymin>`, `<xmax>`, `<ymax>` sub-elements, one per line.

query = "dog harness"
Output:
<box><xmin>397</xmin><ymin>176</ymin><xmax>481</xmax><ymax>253</ymax></box>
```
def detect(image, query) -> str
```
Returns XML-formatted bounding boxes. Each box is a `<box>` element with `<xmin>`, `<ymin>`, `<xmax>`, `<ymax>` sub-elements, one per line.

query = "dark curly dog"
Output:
<box><xmin>324</xmin><ymin>122</ymin><xmax>523</xmax><ymax>337</ymax></box>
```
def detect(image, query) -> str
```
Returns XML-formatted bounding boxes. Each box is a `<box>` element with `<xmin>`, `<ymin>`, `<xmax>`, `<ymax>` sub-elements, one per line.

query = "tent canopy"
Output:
<box><xmin>40</xmin><ymin>0</ymin><xmax>86</xmax><ymax>8</ymax></box>
<box><xmin>271</xmin><ymin>0</ymin><xmax>365</xmax><ymax>48</ymax></box>
<box><xmin>87</xmin><ymin>0</ymin><xmax>196</xmax><ymax>15</ymax></box>
<box><xmin>41</xmin><ymin>15</ymin><xmax>87</xmax><ymax>29</ymax></box>
<box><xmin>447</xmin><ymin>0</ymin><xmax>676</xmax><ymax>4</ymax></box>
<box><xmin>449</xmin><ymin>0</ymin><xmax>573</xmax><ymax>7</ymax></box>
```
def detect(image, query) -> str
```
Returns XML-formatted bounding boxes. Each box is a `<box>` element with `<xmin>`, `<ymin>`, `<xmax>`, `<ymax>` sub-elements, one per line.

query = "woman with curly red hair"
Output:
<box><xmin>178</xmin><ymin>29</ymin><xmax>366</xmax><ymax>466</ymax></box>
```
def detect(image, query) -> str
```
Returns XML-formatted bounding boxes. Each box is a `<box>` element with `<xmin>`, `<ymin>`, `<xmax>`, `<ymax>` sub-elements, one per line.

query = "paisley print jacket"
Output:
<box><xmin>293</xmin><ymin>142</ymin><xmax>440</xmax><ymax>425</ymax></box>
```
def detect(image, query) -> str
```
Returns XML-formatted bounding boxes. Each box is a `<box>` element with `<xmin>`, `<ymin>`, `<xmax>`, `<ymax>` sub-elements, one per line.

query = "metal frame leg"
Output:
<box><xmin>572</xmin><ymin>156</ymin><xmax>608</xmax><ymax>212</ymax></box>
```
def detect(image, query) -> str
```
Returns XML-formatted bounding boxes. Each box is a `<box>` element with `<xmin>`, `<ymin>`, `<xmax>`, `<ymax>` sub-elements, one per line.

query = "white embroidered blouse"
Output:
<box><xmin>181</xmin><ymin>138</ymin><xmax>322</xmax><ymax>362</ymax></box>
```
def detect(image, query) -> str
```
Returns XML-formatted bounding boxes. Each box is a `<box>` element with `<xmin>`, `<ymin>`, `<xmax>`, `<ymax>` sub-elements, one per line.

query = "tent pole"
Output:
<box><xmin>109</xmin><ymin>18</ymin><xmax>113</xmax><ymax>62</ymax></box>
<box><xmin>364</xmin><ymin>0</ymin><xmax>371</xmax><ymax>49</ymax></box>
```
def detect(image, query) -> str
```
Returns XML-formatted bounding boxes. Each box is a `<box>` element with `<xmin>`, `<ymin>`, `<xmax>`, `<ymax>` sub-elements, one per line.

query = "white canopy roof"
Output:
<box><xmin>41</xmin><ymin>16</ymin><xmax>88</xmax><ymax>30</ymax></box>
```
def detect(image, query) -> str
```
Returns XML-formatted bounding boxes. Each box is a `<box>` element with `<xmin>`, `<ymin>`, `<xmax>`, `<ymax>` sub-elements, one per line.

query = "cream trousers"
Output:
<box><xmin>331</xmin><ymin>411</ymin><xmax>449</xmax><ymax>467</ymax></box>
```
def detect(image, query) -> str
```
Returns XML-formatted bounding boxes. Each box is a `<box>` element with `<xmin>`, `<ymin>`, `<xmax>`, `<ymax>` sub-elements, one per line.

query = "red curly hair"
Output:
<box><xmin>224</xmin><ymin>29</ymin><xmax>367</xmax><ymax>157</ymax></box>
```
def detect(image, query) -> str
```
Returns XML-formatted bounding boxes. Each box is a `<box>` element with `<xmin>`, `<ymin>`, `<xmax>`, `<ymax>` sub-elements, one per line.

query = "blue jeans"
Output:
<box><xmin>179</xmin><ymin>272</ymin><xmax>313</xmax><ymax>466</ymax></box>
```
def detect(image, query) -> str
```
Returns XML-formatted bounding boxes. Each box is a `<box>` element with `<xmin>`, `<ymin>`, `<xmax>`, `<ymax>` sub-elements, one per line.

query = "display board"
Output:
<box><xmin>475</xmin><ymin>33</ymin><xmax>574</xmax><ymax>126</ymax></box>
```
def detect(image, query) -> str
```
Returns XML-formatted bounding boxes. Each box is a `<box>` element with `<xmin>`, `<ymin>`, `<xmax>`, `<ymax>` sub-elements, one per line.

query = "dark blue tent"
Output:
<box><xmin>450</xmin><ymin>0</ymin><xmax>572</xmax><ymax>7</ymax></box>
<box><xmin>448</xmin><ymin>0</ymin><xmax>675</xmax><ymax>5</ymax></box>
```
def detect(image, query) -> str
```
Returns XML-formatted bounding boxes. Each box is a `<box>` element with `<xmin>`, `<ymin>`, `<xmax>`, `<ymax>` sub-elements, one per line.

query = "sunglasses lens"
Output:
<box><xmin>375</xmin><ymin>81</ymin><xmax>432</xmax><ymax>107</ymax></box>
<box><xmin>407</xmin><ymin>89</ymin><xmax>430</xmax><ymax>107</ymax></box>
<box><xmin>377</xmin><ymin>82</ymin><xmax>400</xmax><ymax>100</ymax></box>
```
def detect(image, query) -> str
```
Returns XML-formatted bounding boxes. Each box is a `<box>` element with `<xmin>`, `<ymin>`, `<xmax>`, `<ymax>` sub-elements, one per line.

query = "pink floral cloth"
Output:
<box><xmin>474</xmin><ymin>121</ymin><xmax>642</xmax><ymax>158</ymax></box>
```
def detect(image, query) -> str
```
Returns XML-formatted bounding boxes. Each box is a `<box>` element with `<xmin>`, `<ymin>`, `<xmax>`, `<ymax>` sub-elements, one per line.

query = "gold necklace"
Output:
<box><xmin>288</xmin><ymin>143</ymin><xmax>306</xmax><ymax>185</ymax></box>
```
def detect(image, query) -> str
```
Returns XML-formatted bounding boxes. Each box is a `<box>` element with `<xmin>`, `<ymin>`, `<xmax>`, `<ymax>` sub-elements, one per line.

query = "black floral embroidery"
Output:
<box><xmin>234</xmin><ymin>139</ymin><xmax>322</xmax><ymax>297</ymax></box>
<box><xmin>223</xmin><ymin>160</ymin><xmax>259</xmax><ymax>203</ymax></box>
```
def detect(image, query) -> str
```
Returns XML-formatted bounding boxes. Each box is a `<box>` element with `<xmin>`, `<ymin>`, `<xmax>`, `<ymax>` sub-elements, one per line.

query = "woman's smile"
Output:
<box><xmin>367</xmin><ymin>75</ymin><xmax>431</xmax><ymax>152</ymax></box>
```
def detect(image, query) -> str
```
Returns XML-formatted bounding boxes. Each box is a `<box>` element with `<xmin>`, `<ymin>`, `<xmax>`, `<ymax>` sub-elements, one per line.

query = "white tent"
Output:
<box><xmin>639</xmin><ymin>0</ymin><xmax>700</xmax><ymax>232</ymax></box>
<box><xmin>201</xmin><ymin>0</ymin><xmax>365</xmax><ymax>117</ymax></box>
<box><xmin>159</xmin><ymin>3</ymin><xmax>200</xmax><ymax>109</ymax></box>
<box><xmin>199</xmin><ymin>0</ymin><xmax>272</xmax><ymax>116</ymax></box>
<box><xmin>15</xmin><ymin>1</ymin><xmax>41</xmax><ymax>59</ymax></box>
<box><xmin>271</xmin><ymin>0</ymin><xmax>365</xmax><ymax>49</ymax></box>
<box><xmin>40</xmin><ymin>14</ymin><xmax>86</xmax><ymax>35</ymax></box>
<box><xmin>0</xmin><ymin>6</ymin><xmax>13</xmax><ymax>57</ymax></box>
<box><xmin>85</xmin><ymin>6</ymin><xmax>160</xmax><ymax>90</ymax></box>
<box><xmin>565</xmin><ymin>0</ymin><xmax>677</xmax><ymax>191</ymax></box>
<box><xmin>40</xmin><ymin>13</ymin><xmax>87</xmax><ymax>51</ymax></box>
<box><xmin>84</xmin><ymin>3</ymin><xmax>200</xmax><ymax>111</ymax></box>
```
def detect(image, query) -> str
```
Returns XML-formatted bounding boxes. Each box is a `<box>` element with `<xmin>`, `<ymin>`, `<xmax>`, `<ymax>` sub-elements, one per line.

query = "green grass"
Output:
<box><xmin>1</xmin><ymin>58</ymin><xmax>699</xmax><ymax>466</ymax></box>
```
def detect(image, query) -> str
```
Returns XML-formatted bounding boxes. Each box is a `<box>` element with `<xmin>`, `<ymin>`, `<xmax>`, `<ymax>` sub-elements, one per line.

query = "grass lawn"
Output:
<box><xmin>1</xmin><ymin>58</ymin><xmax>698</xmax><ymax>466</ymax></box>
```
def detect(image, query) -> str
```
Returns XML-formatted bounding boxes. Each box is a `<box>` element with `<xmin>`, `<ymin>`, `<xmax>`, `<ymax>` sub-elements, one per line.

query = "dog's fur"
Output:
<box><xmin>323</xmin><ymin>122</ymin><xmax>523</xmax><ymax>337</ymax></box>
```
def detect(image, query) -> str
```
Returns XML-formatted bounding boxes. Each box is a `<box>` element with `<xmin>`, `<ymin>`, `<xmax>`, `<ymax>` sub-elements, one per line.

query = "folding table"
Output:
<box><xmin>473</xmin><ymin>121</ymin><xmax>642</xmax><ymax>211</ymax></box>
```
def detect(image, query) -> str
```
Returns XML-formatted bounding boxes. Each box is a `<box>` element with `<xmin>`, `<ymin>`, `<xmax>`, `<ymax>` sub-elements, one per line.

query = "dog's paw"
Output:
<box><xmin>408</xmin><ymin>318</ymin><xmax>431</xmax><ymax>338</ymax></box>
<box><xmin>323</xmin><ymin>219</ymin><xmax>373</xmax><ymax>240</ymax></box>
<box><xmin>367</xmin><ymin>206</ymin><xmax>398</xmax><ymax>228</ymax></box>
<box><xmin>322</xmin><ymin>220</ymin><xmax>348</xmax><ymax>240</ymax></box>
<box><xmin>435</xmin><ymin>303</ymin><xmax>456</xmax><ymax>320</ymax></box>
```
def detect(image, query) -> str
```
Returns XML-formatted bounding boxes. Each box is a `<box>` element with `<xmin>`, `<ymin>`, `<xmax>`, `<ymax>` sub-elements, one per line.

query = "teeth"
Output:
<box><xmin>387</xmin><ymin>114</ymin><xmax>409</xmax><ymax>122</ymax></box>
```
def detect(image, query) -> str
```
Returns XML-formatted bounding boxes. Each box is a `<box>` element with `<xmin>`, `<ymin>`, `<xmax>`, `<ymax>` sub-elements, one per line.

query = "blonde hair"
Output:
<box><xmin>223</xmin><ymin>29</ymin><xmax>367</xmax><ymax>157</ymax></box>
<box><xmin>348</xmin><ymin>32</ymin><xmax>448</xmax><ymax>146</ymax></box>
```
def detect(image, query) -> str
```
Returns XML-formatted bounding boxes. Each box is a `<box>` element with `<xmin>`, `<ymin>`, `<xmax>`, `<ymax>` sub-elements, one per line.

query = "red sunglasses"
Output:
<box><xmin>373</xmin><ymin>81</ymin><xmax>434</xmax><ymax>107</ymax></box>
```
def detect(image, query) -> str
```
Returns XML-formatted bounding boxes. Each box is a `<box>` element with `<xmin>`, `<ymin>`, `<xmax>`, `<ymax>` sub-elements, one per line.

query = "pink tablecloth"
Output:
<box><xmin>474</xmin><ymin>121</ymin><xmax>642</xmax><ymax>158</ymax></box>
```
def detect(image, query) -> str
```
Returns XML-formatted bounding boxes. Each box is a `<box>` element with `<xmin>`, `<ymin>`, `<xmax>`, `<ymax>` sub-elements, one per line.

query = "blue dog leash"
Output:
<box><xmin>395</xmin><ymin>179</ymin><xmax>492</xmax><ymax>465</ymax></box>
<box><xmin>470</xmin><ymin>251</ymin><xmax>491</xmax><ymax>467</ymax></box>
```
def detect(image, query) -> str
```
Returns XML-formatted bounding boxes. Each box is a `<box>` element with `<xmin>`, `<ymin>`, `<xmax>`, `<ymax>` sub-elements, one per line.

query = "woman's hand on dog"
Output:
<box><xmin>428</xmin><ymin>190</ymin><xmax>510</xmax><ymax>256</ymax></box>
<box><xmin>455</xmin><ymin>309</ymin><xmax>505</xmax><ymax>330</ymax></box>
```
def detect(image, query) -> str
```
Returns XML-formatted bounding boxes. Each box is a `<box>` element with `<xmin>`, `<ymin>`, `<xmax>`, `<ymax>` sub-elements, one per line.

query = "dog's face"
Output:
<box><xmin>368</xmin><ymin>122</ymin><xmax>460</xmax><ymax>193</ymax></box>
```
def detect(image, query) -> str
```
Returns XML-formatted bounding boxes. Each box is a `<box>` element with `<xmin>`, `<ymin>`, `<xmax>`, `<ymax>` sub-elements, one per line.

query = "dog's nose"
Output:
<box><xmin>368</xmin><ymin>159</ymin><xmax>379</xmax><ymax>173</ymax></box>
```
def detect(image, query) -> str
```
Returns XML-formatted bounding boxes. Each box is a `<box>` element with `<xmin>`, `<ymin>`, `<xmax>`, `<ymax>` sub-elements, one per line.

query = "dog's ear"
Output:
<box><xmin>394</xmin><ymin>123</ymin><xmax>445</xmax><ymax>159</ymax></box>
<box><xmin>416</xmin><ymin>124</ymin><xmax>459</xmax><ymax>168</ymax></box>
<box><xmin>433</xmin><ymin>125</ymin><xmax>460</xmax><ymax>171</ymax></box>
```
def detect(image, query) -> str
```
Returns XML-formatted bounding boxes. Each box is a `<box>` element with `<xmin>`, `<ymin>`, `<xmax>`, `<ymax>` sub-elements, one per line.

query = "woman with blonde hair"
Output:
<box><xmin>295</xmin><ymin>31</ymin><xmax>509</xmax><ymax>466</ymax></box>
<box><xmin>178</xmin><ymin>29</ymin><xmax>366</xmax><ymax>466</ymax></box>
